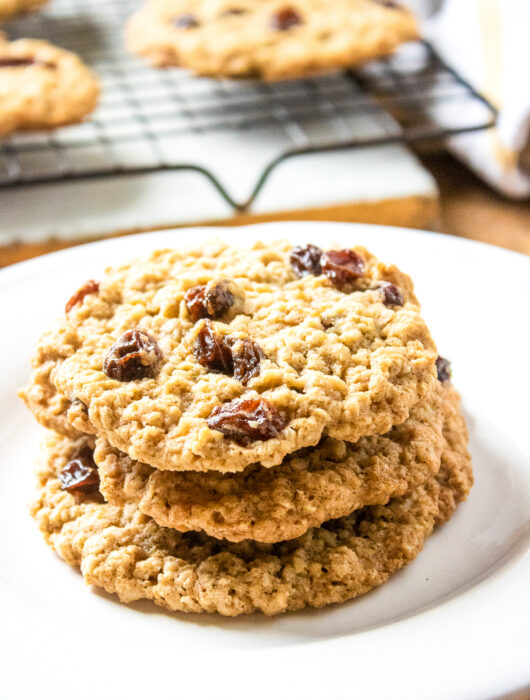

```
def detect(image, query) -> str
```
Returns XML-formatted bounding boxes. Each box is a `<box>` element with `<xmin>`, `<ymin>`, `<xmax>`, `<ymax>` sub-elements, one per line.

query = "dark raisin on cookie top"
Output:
<box><xmin>207</xmin><ymin>397</ymin><xmax>285</xmax><ymax>445</ymax></box>
<box><xmin>226</xmin><ymin>336</ymin><xmax>265</xmax><ymax>385</ymax></box>
<box><xmin>193</xmin><ymin>320</ymin><xmax>265</xmax><ymax>386</ymax></box>
<box><xmin>184</xmin><ymin>286</ymin><xmax>208</xmax><ymax>322</ymax></box>
<box><xmin>58</xmin><ymin>445</ymin><xmax>104</xmax><ymax>502</ymax></box>
<box><xmin>436</xmin><ymin>356</ymin><xmax>452</xmax><ymax>383</ymax></box>
<box><xmin>290</xmin><ymin>244</ymin><xmax>323</xmax><ymax>277</ymax></box>
<box><xmin>184</xmin><ymin>280</ymin><xmax>235</xmax><ymax>322</ymax></box>
<box><xmin>103</xmin><ymin>329</ymin><xmax>161</xmax><ymax>382</ymax></box>
<box><xmin>377</xmin><ymin>281</ymin><xmax>404</xmax><ymax>307</ymax></box>
<box><xmin>194</xmin><ymin>320</ymin><xmax>233</xmax><ymax>376</ymax></box>
<box><xmin>321</xmin><ymin>249</ymin><xmax>365</xmax><ymax>291</ymax></box>
<box><xmin>0</xmin><ymin>57</ymin><xmax>56</xmax><ymax>68</ymax></box>
<box><xmin>290</xmin><ymin>244</ymin><xmax>366</xmax><ymax>291</ymax></box>
<box><xmin>65</xmin><ymin>279</ymin><xmax>100</xmax><ymax>314</ymax></box>
<box><xmin>271</xmin><ymin>7</ymin><xmax>303</xmax><ymax>31</ymax></box>
<box><xmin>290</xmin><ymin>245</ymin><xmax>408</xmax><ymax>302</ymax></box>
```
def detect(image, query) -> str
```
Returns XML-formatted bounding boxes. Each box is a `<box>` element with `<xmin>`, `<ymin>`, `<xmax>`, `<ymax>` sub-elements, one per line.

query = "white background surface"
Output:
<box><xmin>0</xmin><ymin>222</ymin><xmax>528</xmax><ymax>700</ymax></box>
<box><xmin>0</xmin><ymin>144</ymin><xmax>436</xmax><ymax>243</ymax></box>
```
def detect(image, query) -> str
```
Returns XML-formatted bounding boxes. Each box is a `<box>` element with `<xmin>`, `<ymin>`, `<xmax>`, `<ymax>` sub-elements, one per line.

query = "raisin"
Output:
<box><xmin>194</xmin><ymin>320</ymin><xmax>233</xmax><ymax>375</ymax></box>
<box><xmin>320</xmin><ymin>316</ymin><xmax>334</xmax><ymax>329</ymax></box>
<box><xmin>65</xmin><ymin>279</ymin><xmax>99</xmax><ymax>313</ymax></box>
<box><xmin>436</xmin><ymin>356</ymin><xmax>451</xmax><ymax>383</ymax></box>
<box><xmin>271</xmin><ymin>7</ymin><xmax>302</xmax><ymax>30</ymax></box>
<box><xmin>321</xmin><ymin>249</ymin><xmax>365</xmax><ymax>291</ymax></box>
<box><xmin>58</xmin><ymin>445</ymin><xmax>103</xmax><ymax>502</ymax></box>
<box><xmin>194</xmin><ymin>322</ymin><xmax>265</xmax><ymax>385</ymax></box>
<box><xmin>0</xmin><ymin>57</ymin><xmax>55</xmax><ymax>68</ymax></box>
<box><xmin>290</xmin><ymin>244</ymin><xmax>323</xmax><ymax>277</ymax></box>
<box><xmin>185</xmin><ymin>281</ymin><xmax>234</xmax><ymax>322</ymax></box>
<box><xmin>103</xmin><ymin>329</ymin><xmax>161</xmax><ymax>381</ymax></box>
<box><xmin>204</xmin><ymin>281</ymin><xmax>234</xmax><ymax>318</ymax></box>
<box><xmin>226</xmin><ymin>337</ymin><xmax>265</xmax><ymax>385</ymax></box>
<box><xmin>207</xmin><ymin>398</ymin><xmax>285</xmax><ymax>445</ymax></box>
<box><xmin>184</xmin><ymin>286</ymin><xmax>207</xmax><ymax>322</ymax></box>
<box><xmin>174</xmin><ymin>13</ymin><xmax>200</xmax><ymax>28</ymax></box>
<box><xmin>377</xmin><ymin>282</ymin><xmax>404</xmax><ymax>307</ymax></box>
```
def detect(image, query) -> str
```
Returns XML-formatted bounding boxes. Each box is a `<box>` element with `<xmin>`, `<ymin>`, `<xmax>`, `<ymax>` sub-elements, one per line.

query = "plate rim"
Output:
<box><xmin>1</xmin><ymin>221</ymin><xmax>529</xmax><ymax>287</ymax></box>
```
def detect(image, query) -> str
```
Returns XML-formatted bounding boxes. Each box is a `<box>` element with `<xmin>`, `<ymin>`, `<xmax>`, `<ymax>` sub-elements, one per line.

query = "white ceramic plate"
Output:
<box><xmin>1</xmin><ymin>222</ymin><xmax>529</xmax><ymax>700</ymax></box>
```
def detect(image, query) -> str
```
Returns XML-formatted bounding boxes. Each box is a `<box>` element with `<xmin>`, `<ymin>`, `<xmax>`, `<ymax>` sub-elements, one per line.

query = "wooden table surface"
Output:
<box><xmin>424</xmin><ymin>154</ymin><xmax>530</xmax><ymax>255</ymax></box>
<box><xmin>1</xmin><ymin>153</ymin><xmax>528</xmax><ymax>265</ymax></box>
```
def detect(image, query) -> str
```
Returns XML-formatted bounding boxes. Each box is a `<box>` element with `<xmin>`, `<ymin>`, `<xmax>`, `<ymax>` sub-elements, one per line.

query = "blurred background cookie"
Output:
<box><xmin>0</xmin><ymin>36</ymin><xmax>100</xmax><ymax>135</ymax></box>
<box><xmin>0</xmin><ymin>0</ymin><xmax>49</xmax><ymax>20</ymax></box>
<box><xmin>126</xmin><ymin>0</ymin><xmax>418</xmax><ymax>79</ymax></box>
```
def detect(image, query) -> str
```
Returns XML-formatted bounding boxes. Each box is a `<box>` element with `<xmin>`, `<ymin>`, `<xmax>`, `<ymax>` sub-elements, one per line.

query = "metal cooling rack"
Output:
<box><xmin>2</xmin><ymin>0</ymin><xmax>497</xmax><ymax>211</ymax></box>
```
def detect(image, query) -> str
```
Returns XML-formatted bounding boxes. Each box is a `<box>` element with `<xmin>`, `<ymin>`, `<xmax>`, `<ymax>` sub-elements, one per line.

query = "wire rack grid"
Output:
<box><xmin>2</xmin><ymin>0</ymin><xmax>498</xmax><ymax>211</ymax></box>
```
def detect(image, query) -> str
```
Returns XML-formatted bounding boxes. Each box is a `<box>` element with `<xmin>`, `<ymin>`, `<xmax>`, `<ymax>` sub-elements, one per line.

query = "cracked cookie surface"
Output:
<box><xmin>21</xmin><ymin>240</ymin><xmax>437</xmax><ymax>473</ymax></box>
<box><xmin>0</xmin><ymin>37</ymin><xmax>99</xmax><ymax>135</ymax></box>
<box><xmin>95</xmin><ymin>382</ymin><xmax>458</xmax><ymax>543</ymax></box>
<box><xmin>126</xmin><ymin>0</ymin><xmax>418</xmax><ymax>80</ymax></box>
<box><xmin>31</xmin><ymin>406</ymin><xmax>472</xmax><ymax>616</ymax></box>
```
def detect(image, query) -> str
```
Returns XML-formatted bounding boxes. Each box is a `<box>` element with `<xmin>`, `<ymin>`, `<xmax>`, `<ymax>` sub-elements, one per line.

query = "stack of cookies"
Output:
<box><xmin>20</xmin><ymin>239</ymin><xmax>472</xmax><ymax>616</ymax></box>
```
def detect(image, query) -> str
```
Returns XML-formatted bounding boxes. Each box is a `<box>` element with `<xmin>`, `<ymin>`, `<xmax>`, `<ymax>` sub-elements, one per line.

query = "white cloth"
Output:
<box><xmin>424</xmin><ymin>0</ymin><xmax>530</xmax><ymax>199</ymax></box>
